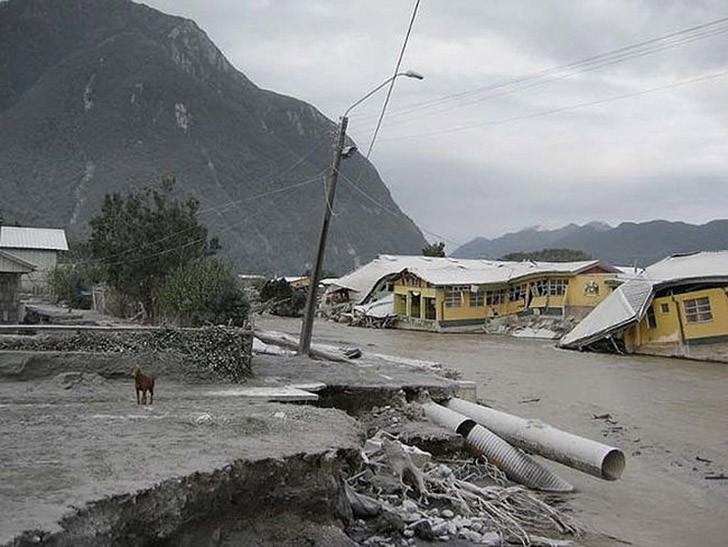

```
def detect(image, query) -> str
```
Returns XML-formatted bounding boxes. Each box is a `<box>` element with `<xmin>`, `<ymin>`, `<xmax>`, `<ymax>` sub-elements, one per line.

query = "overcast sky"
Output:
<box><xmin>145</xmin><ymin>0</ymin><xmax>728</xmax><ymax>248</ymax></box>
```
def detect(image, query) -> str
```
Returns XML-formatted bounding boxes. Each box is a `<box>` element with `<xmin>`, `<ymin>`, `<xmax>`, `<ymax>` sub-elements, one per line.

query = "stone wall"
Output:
<box><xmin>0</xmin><ymin>326</ymin><xmax>254</xmax><ymax>382</ymax></box>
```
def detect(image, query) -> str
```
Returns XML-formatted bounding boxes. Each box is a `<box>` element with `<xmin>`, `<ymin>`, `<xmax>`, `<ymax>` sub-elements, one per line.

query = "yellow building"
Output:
<box><xmin>623</xmin><ymin>286</ymin><xmax>728</xmax><ymax>360</ymax></box>
<box><xmin>560</xmin><ymin>252</ymin><xmax>728</xmax><ymax>363</ymax></box>
<box><xmin>390</xmin><ymin>258</ymin><xmax>619</xmax><ymax>331</ymax></box>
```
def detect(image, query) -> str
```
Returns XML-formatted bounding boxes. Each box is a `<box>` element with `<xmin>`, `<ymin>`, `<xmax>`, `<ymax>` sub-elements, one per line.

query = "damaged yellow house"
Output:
<box><xmin>560</xmin><ymin>252</ymin><xmax>728</xmax><ymax>362</ymax></box>
<box><xmin>389</xmin><ymin>258</ymin><xmax>619</xmax><ymax>331</ymax></box>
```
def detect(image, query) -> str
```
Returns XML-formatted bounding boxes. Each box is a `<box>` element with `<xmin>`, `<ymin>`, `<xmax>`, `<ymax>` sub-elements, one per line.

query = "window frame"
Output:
<box><xmin>683</xmin><ymin>296</ymin><xmax>713</xmax><ymax>323</ymax></box>
<box><xmin>469</xmin><ymin>289</ymin><xmax>484</xmax><ymax>307</ymax></box>
<box><xmin>444</xmin><ymin>286</ymin><xmax>465</xmax><ymax>308</ymax></box>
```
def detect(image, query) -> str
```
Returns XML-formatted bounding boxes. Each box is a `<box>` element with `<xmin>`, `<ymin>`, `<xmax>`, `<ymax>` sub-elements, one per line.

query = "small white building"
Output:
<box><xmin>0</xmin><ymin>226</ymin><xmax>69</xmax><ymax>293</ymax></box>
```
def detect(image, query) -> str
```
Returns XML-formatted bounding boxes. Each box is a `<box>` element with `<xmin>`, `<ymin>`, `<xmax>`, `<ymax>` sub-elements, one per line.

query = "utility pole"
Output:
<box><xmin>299</xmin><ymin>116</ymin><xmax>349</xmax><ymax>355</ymax></box>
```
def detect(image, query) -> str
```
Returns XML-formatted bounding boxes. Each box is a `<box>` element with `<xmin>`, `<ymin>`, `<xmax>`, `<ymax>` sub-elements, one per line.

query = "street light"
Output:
<box><xmin>299</xmin><ymin>70</ymin><xmax>424</xmax><ymax>355</ymax></box>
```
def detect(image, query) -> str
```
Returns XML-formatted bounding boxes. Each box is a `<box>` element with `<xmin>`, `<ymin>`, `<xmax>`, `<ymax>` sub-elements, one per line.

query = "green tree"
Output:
<box><xmin>500</xmin><ymin>248</ymin><xmax>593</xmax><ymax>262</ymax></box>
<box><xmin>47</xmin><ymin>263</ymin><xmax>104</xmax><ymax>309</ymax></box>
<box><xmin>422</xmin><ymin>241</ymin><xmax>446</xmax><ymax>257</ymax></box>
<box><xmin>88</xmin><ymin>178</ymin><xmax>219</xmax><ymax>319</ymax></box>
<box><xmin>159</xmin><ymin>259</ymin><xmax>249</xmax><ymax>327</ymax></box>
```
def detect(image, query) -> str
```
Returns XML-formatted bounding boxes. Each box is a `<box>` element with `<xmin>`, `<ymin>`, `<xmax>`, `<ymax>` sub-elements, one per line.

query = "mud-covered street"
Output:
<box><xmin>258</xmin><ymin>316</ymin><xmax>728</xmax><ymax>547</ymax></box>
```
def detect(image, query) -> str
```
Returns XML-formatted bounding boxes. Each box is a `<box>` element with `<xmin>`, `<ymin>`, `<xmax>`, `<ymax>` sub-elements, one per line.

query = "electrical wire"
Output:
<box><xmin>364</xmin><ymin>0</ymin><xmax>421</xmax><ymax>160</ymax></box>
<box><xmin>77</xmin><ymin>140</ymin><xmax>329</xmax><ymax>265</ymax></box>
<box><xmin>350</xmin><ymin>15</ymin><xmax>728</xmax><ymax>126</ymax></box>
<box><xmin>378</xmin><ymin>68</ymin><xmax>728</xmax><ymax>141</ymax></box>
<box><xmin>335</xmin><ymin>166</ymin><xmax>464</xmax><ymax>248</ymax></box>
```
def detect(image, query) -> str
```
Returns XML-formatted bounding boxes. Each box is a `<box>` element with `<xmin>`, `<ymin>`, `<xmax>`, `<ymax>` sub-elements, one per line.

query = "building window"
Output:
<box><xmin>486</xmin><ymin>289</ymin><xmax>505</xmax><ymax>306</ymax></box>
<box><xmin>660</xmin><ymin>303</ymin><xmax>670</xmax><ymax>314</ymax></box>
<box><xmin>509</xmin><ymin>285</ymin><xmax>524</xmax><ymax>302</ymax></box>
<box><xmin>646</xmin><ymin>306</ymin><xmax>657</xmax><ymax>329</ymax></box>
<box><xmin>444</xmin><ymin>288</ymin><xmax>463</xmax><ymax>308</ymax></box>
<box><xmin>531</xmin><ymin>279</ymin><xmax>548</xmax><ymax>297</ymax></box>
<box><xmin>549</xmin><ymin>279</ymin><xmax>569</xmax><ymax>296</ymax></box>
<box><xmin>469</xmin><ymin>290</ymin><xmax>484</xmax><ymax>307</ymax></box>
<box><xmin>684</xmin><ymin>297</ymin><xmax>712</xmax><ymax>323</ymax></box>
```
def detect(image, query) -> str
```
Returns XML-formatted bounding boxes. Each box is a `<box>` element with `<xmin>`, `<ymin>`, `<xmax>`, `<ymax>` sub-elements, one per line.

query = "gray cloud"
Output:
<box><xmin>144</xmin><ymin>0</ymin><xmax>728</xmax><ymax>249</ymax></box>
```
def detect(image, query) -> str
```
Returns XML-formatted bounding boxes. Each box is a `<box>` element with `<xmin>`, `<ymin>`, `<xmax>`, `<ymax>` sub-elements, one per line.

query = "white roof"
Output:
<box><xmin>0</xmin><ymin>226</ymin><xmax>69</xmax><ymax>251</ymax></box>
<box><xmin>642</xmin><ymin>251</ymin><xmax>728</xmax><ymax>283</ymax></box>
<box><xmin>560</xmin><ymin>251</ymin><xmax>728</xmax><ymax>348</ymax></box>
<box><xmin>404</xmin><ymin>258</ymin><xmax>613</xmax><ymax>287</ymax></box>
<box><xmin>331</xmin><ymin>255</ymin><xmax>616</xmax><ymax>305</ymax></box>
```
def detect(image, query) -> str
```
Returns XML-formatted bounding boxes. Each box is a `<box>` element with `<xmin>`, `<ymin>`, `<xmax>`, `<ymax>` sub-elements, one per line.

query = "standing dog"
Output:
<box><xmin>131</xmin><ymin>366</ymin><xmax>155</xmax><ymax>405</ymax></box>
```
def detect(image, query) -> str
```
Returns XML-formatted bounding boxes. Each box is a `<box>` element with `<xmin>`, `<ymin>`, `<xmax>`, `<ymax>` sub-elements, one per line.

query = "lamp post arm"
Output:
<box><xmin>343</xmin><ymin>72</ymin><xmax>413</xmax><ymax>117</ymax></box>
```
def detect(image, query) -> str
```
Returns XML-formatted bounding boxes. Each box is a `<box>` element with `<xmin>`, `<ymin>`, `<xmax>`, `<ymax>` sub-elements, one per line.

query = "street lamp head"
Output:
<box><xmin>403</xmin><ymin>70</ymin><xmax>424</xmax><ymax>80</ymax></box>
<box><xmin>341</xmin><ymin>145</ymin><xmax>357</xmax><ymax>159</ymax></box>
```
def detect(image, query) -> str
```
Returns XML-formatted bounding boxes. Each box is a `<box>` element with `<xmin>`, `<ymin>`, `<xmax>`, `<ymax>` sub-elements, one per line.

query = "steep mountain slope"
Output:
<box><xmin>0</xmin><ymin>0</ymin><xmax>426</xmax><ymax>273</ymax></box>
<box><xmin>453</xmin><ymin>220</ymin><xmax>728</xmax><ymax>266</ymax></box>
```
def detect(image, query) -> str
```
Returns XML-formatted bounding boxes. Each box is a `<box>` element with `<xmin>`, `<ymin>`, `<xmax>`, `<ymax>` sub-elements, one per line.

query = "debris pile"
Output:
<box><xmin>0</xmin><ymin>326</ymin><xmax>253</xmax><ymax>382</ymax></box>
<box><xmin>347</xmin><ymin>430</ymin><xmax>580</xmax><ymax>546</ymax></box>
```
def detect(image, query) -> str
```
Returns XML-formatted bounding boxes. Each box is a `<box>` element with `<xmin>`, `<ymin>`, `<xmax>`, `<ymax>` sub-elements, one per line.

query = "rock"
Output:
<box><xmin>400</xmin><ymin>512</ymin><xmax>421</xmax><ymax>524</ymax></box>
<box><xmin>413</xmin><ymin>520</ymin><xmax>435</xmax><ymax>541</ymax></box>
<box><xmin>480</xmin><ymin>531</ymin><xmax>503</xmax><ymax>546</ymax></box>
<box><xmin>403</xmin><ymin>529</ymin><xmax>414</xmax><ymax>538</ymax></box>
<box><xmin>459</xmin><ymin>529</ymin><xmax>482</xmax><ymax>542</ymax></box>
<box><xmin>345</xmin><ymin>484</ymin><xmax>382</xmax><ymax>518</ymax></box>
<box><xmin>194</xmin><ymin>413</ymin><xmax>213</xmax><ymax>425</ymax></box>
<box><xmin>373</xmin><ymin>509</ymin><xmax>405</xmax><ymax>534</ymax></box>
<box><xmin>401</xmin><ymin>499</ymin><xmax>418</xmax><ymax>513</ymax></box>
<box><xmin>441</xmin><ymin>509</ymin><xmax>454</xmax><ymax>519</ymax></box>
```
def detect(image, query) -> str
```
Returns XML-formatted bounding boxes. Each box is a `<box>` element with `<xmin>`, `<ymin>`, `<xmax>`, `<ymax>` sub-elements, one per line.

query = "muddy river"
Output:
<box><xmin>259</xmin><ymin>316</ymin><xmax>728</xmax><ymax>547</ymax></box>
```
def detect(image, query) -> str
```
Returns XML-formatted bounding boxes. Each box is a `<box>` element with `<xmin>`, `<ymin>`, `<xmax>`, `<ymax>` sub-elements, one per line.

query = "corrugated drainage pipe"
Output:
<box><xmin>424</xmin><ymin>402</ymin><xmax>573</xmax><ymax>493</ymax></box>
<box><xmin>446</xmin><ymin>397</ymin><xmax>625</xmax><ymax>481</ymax></box>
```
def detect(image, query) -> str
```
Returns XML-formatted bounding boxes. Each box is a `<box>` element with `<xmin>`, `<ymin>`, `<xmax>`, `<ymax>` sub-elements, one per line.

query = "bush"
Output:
<box><xmin>259</xmin><ymin>277</ymin><xmax>307</xmax><ymax>317</ymax></box>
<box><xmin>47</xmin><ymin>264</ymin><xmax>102</xmax><ymax>309</ymax></box>
<box><xmin>159</xmin><ymin>259</ymin><xmax>249</xmax><ymax>327</ymax></box>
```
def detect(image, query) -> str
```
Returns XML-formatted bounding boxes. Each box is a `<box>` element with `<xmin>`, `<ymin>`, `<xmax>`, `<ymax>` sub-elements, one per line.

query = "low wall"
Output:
<box><xmin>0</xmin><ymin>326</ymin><xmax>254</xmax><ymax>382</ymax></box>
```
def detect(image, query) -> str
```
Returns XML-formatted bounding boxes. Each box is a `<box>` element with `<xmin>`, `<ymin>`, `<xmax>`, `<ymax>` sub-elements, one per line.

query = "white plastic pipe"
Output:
<box><xmin>424</xmin><ymin>402</ymin><xmax>573</xmax><ymax>492</ymax></box>
<box><xmin>446</xmin><ymin>398</ymin><xmax>625</xmax><ymax>481</ymax></box>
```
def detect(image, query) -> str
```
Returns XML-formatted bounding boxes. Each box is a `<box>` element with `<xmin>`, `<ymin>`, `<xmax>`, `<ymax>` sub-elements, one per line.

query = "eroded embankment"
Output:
<box><xmin>11</xmin><ymin>449</ymin><xmax>360</xmax><ymax>547</ymax></box>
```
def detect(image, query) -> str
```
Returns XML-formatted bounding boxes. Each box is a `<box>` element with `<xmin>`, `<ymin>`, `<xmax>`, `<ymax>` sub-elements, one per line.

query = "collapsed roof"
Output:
<box><xmin>559</xmin><ymin>251</ymin><xmax>728</xmax><ymax>349</ymax></box>
<box><xmin>330</xmin><ymin>255</ymin><xmax>618</xmax><ymax>305</ymax></box>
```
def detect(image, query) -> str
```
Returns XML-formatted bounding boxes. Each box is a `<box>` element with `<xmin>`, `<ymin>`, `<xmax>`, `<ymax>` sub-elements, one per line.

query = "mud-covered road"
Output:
<box><xmin>259</xmin><ymin>316</ymin><xmax>728</xmax><ymax>547</ymax></box>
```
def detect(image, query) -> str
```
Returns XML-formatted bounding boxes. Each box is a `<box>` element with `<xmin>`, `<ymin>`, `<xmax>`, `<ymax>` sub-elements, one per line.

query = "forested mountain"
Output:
<box><xmin>0</xmin><ymin>0</ymin><xmax>426</xmax><ymax>273</ymax></box>
<box><xmin>453</xmin><ymin>220</ymin><xmax>728</xmax><ymax>266</ymax></box>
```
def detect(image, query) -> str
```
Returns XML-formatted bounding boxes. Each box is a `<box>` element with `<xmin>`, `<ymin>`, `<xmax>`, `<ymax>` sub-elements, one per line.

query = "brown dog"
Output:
<box><xmin>131</xmin><ymin>366</ymin><xmax>155</xmax><ymax>405</ymax></box>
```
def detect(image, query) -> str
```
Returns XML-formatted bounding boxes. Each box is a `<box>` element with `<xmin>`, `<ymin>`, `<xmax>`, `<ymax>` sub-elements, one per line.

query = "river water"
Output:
<box><xmin>258</xmin><ymin>316</ymin><xmax>728</xmax><ymax>547</ymax></box>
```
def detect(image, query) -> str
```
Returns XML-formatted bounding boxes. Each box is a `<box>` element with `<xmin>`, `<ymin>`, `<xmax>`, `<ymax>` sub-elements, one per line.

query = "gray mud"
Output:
<box><xmin>0</xmin><ymin>375</ymin><xmax>362</xmax><ymax>545</ymax></box>
<box><xmin>259</xmin><ymin>316</ymin><xmax>728</xmax><ymax>547</ymax></box>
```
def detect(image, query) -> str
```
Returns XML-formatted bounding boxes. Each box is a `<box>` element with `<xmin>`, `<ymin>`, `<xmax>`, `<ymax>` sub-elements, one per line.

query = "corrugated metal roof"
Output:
<box><xmin>0</xmin><ymin>226</ymin><xmax>69</xmax><ymax>251</ymax></box>
<box><xmin>559</xmin><ymin>278</ymin><xmax>652</xmax><ymax>348</ymax></box>
<box><xmin>559</xmin><ymin>251</ymin><xmax>728</xmax><ymax>348</ymax></box>
<box><xmin>331</xmin><ymin>255</ymin><xmax>617</xmax><ymax>305</ymax></box>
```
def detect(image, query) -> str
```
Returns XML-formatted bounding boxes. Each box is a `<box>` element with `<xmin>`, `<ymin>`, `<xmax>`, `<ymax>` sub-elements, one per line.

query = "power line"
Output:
<box><xmin>79</xmin><ymin>175</ymin><xmax>328</xmax><ymax>269</ymax></box>
<box><xmin>335</xmin><ymin>166</ymin><xmax>464</xmax><ymax>248</ymax></box>
<box><xmin>379</xmin><ymin>69</ymin><xmax>728</xmax><ymax>141</ymax></box>
<box><xmin>351</xmin><ymin>15</ymin><xmax>728</xmax><ymax>126</ymax></box>
<box><xmin>364</xmin><ymin>0</ymin><xmax>421</xmax><ymax>160</ymax></box>
<box><xmin>79</xmin><ymin>140</ymin><xmax>329</xmax><ymax>265</ymax></box>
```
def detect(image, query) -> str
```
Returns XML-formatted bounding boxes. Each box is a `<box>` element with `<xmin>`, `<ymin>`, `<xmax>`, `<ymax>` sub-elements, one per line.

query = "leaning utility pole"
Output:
<box><xmin>299</xmin><ymin>116</ymin><xmax>349</xmax><ymax>355</ymax></box>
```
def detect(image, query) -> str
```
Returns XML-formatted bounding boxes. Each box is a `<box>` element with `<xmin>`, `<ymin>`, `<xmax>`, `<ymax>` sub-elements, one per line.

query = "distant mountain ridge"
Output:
<box><xmin>453</xmin><ymin>220</ymin><xmax>728</xmax><ymax>266</ymax></box>
<box><xmin>0</xmin><ymin>0</ymin><xmax>426</xmax><ymax>273</ymax></box>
